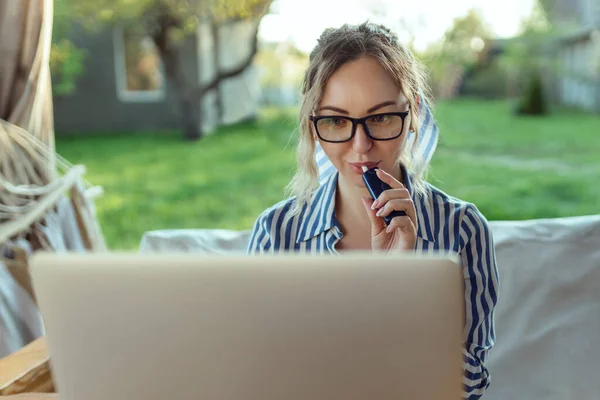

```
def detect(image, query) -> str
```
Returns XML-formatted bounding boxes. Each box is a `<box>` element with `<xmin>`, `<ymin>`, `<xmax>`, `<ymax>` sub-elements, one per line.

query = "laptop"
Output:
<box><xmin>30</xmin><ymin>251</ymin><xmax>465</xmax><ymax>400</ymax></box>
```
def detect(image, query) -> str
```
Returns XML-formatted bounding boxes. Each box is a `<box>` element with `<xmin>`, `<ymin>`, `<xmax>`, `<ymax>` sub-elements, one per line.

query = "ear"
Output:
<box><xmin>410</xmin><ymin>95</ymin><xmax>421</xmax><ymax>131</ymax></box>
<box><xmin>307</xmin><ymin>116</ymin><xmax>318</xmax><ymax>140</ymax></box>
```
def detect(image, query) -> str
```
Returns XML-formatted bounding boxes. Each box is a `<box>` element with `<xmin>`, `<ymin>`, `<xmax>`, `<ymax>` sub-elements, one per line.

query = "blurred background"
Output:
<box><xmin>46</xmin><ymin>0</ymin><xmax>599</xmax><ymax>250</ymax></box>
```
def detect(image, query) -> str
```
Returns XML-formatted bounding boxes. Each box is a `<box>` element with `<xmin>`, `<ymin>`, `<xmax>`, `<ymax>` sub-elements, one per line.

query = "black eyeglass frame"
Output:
<box><xmin>309</xmin><ymin>111</ymin><xmax>410</xmax><ymax>143</ymax></box>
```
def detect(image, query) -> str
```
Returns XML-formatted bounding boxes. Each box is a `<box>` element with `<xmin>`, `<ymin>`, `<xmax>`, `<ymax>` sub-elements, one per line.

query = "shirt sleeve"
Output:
<box><xmin>246</xmin><ymin>211</ymin><xmax>273</xmax><ymax>254</ymax></box>
<box><xmin>459</xmin><ymin>204</ymin><xmax>500</xmax><ymax>399</ymax></box>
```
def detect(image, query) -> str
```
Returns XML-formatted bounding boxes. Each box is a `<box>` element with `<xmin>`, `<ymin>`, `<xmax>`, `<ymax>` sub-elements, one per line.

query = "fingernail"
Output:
<box><xmin>376</xmin><ymin>208</ymin><xmax>383</xmax><ymax>216</ymax></box>
<box><xmin>371</xmin><ymin>200</ymin><xmax>378</xmax><ymax>209</ymax></box>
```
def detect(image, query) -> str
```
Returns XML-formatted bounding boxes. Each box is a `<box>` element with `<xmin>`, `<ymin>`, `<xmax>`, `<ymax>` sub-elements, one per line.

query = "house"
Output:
<box><xmin>53</xmin><ymin>18</ymin><xmax>262</xmax><ymax>135</ymax></box>
<box><xmin>542</xmin><ymin>0</ymin><xmax>600</xmax><ymax>112</ymax></box>
<box><xmin>458</xmin><ymin>0</ymin><xmax>600</xmax><ymax>113</ymax></box>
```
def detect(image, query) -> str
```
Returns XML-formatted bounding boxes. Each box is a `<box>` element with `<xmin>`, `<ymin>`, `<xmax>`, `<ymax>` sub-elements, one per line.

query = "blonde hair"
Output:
<box><xmin>285</xmin><ymin>21</ymin><xmax>433</xmax><ymax>215</ymax></box>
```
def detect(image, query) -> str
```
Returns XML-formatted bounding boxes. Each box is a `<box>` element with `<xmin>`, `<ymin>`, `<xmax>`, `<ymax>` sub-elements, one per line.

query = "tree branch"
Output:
<box><xmin>193</xmin><ymin>6</ymin><xmax>267</xmax><ymax>99</ymax></box>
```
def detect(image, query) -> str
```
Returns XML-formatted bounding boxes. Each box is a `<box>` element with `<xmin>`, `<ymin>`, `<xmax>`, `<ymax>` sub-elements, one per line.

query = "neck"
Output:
<box><xmin>335</xmin><ymin>174</ymin><xmax>372</xmax><ymax>230</ymax></box>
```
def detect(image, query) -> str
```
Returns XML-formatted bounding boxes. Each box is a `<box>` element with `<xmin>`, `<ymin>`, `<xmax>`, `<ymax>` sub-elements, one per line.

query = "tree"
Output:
<box><xmin>497</xmin><ymin>0</ymin><xmax>562</xmax><ymax>115</ymax></box>
<box><xmin>416</xmin><ymin>9</ymin><xmax>494</xmax><ymax>99</ymax></box>
<box><xmin>51</xmin><ymin>0</ymin><xmax>88</xmax><ymax>97</ymax></box>
<box><xmin>55</xmin><ymin>0</ymin><xmax>273</xmax><ymax>140</ymax></box>
<box><xmin>439</xmin><ymin>9</ymin><xmax>494</xmax><ymax>69</ymax></box>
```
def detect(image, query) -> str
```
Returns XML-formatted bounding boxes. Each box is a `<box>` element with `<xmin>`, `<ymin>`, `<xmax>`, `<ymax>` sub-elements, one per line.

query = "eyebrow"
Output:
<box><xmin>318</xmin><ymin>100</ymin><xmax>398</xmax><ymax>115</ymax></box>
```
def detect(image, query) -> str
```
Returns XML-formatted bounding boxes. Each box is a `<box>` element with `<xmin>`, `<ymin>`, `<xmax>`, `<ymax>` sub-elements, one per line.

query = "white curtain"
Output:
<box><xmin>0</xmin><ymin>0</ymin><xmax>55</xmax><ymax>156</ymax></box>
<box><xmin>0</xmin><ymin>0</ymin><xmax>106</xmax><ymax>358</ymax></box>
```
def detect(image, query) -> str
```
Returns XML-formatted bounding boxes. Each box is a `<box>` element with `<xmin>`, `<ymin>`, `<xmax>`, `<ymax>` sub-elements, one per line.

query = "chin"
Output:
<box><xmin>353</xmin><ymin>176</ymin><xmax>367</xmax><ymax>188</ymax></box>
<box><xmin>338</xmin><ymin>167</ymin><xmax>368</xmax><ymax>188</ymax></box>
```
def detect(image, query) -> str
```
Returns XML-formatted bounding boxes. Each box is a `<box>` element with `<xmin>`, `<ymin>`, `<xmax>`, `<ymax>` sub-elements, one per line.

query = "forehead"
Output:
<box><xmin>319</xmin><ymin>56</ymin><xmax>408</xmax><ymax>111</ymax></box>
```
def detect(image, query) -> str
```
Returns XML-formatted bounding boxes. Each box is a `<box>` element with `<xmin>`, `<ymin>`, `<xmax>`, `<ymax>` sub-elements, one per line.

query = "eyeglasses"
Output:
<box><xmin>309</xmin><ymin>112</ymin><xmax>409</xmax><ymax>143</ymax></box>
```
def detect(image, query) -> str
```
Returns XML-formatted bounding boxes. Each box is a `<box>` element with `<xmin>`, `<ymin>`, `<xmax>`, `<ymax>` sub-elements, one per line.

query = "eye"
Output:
<box><xmin>369</xmin><ymin>114</ymin><xmax>391</xmax><ymax>124</ymax></box>
<box><xmin>320</xmin><ymin>117</ymin><xmax>348</xmax><ymax>128</ymax></box>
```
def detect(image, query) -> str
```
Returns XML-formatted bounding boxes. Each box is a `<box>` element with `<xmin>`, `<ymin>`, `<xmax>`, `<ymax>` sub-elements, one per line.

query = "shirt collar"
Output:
<box><xmin>297</xmin><ymin>166</ymin><xmax>435</xmax><ymax>243</ymax></box>
<box><xmin>296</xmin><ymin>171</ymin><xmax>340</xmax><ymax>243</ymax></box>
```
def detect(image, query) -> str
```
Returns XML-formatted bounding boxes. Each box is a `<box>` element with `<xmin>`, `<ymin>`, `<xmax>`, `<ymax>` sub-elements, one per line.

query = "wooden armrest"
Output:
<box><xmin>2</xmin><ymin>394</ymin><xmax>59</xmax><ymax>400</ymax></box>
<box><xmin>0</xmin><ymin>337</ymin><xmax>55</xmax><ymax>395</ymax></box>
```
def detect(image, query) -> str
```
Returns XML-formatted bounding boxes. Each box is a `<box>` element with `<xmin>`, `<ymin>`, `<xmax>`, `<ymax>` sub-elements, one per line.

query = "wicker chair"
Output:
<box><xmin>0</xmin><ymin>121</ymin><xmax>105</xmax><ymax>400</ymax></box>
<box><xmin>0</xmin><ymin>337</ymin><xmax>55</xmax><ymax>398</ymax></box>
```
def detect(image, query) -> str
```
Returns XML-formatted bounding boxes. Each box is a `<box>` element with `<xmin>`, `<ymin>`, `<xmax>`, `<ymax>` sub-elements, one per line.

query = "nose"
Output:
<box><xmin>352</xmin><ymin>123</ymin><xmax>373</xmax><ymax>154</ymax></box>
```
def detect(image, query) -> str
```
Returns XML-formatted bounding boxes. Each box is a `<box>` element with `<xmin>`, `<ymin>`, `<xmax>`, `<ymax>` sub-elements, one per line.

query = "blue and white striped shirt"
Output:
<box><xmin>247</xmin><ymin>100</ymin><xmax>498</xmax><ymax>398</ymax></box>
<box><xmin>246</xmin><ymin>166</ymin><xmax>499</xmax><ymax>399</ymax></box>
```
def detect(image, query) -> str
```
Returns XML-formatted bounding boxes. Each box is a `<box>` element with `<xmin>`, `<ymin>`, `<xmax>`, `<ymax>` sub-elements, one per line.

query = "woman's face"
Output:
<box><xmin>314</xmin><ymin>56</ymin><xmax>411</xmax><ymax>188</ymax></box>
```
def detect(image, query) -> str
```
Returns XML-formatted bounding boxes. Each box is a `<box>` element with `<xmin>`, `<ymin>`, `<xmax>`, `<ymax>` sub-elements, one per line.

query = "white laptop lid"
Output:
<box><xmin>30</xmin><ymin>252</ymin><xmax>464</xmax><ymax>400</ymax></box>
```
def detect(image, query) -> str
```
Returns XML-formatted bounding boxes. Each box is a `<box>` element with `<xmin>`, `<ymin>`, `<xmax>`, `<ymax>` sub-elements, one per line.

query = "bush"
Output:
<box><xmin>50</xmin><ymin>39</ymin><xmax>88</xmax><ymax>97</ymax></box>
<box><xmin>515</xmin><ymin>71</ymin><xmax>548</xmax><ymax>115</ymax></box>
<box><xmin>460</xmin><ymin>62</ymin><xmax>509</xmax><ymax>99</ymax></box>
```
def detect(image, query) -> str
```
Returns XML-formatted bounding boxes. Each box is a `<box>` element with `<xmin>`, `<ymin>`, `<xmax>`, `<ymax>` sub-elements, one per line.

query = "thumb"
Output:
<box><xmin>361</xmin><ymin>197</ymin><xmax>386</xmax><ymax>236</ymax></box>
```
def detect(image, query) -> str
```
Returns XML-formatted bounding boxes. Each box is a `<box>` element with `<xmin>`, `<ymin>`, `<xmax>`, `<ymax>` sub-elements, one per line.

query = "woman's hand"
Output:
<box><xmin>361</xmin><ymin>168</ymin><xmax>417</xmax><ymax>253</ymax></box>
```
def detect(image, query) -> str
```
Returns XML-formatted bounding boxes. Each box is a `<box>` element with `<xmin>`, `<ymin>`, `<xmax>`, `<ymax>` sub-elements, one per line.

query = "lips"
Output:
<box><xmin>347</xmin><ymin>161</ymin><xmax>380</xmax><ymax>175</ymax></box>
<box><xmin>348</xmin><ymin>161</ymin><xmax>380</xmax><ymax>169</ymax></box>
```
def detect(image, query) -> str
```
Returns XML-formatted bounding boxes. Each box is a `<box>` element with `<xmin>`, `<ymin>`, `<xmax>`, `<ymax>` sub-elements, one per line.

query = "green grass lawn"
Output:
<box><xmin>55</xmin><ymin>99</ymin><xmax>600</xmax><ymax>250</ymax></box>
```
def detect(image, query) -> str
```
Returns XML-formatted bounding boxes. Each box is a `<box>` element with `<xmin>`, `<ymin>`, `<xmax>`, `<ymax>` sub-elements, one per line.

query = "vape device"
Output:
<box><xmin>362</xmin><ymin>166</ymin><xmax>406</xmax><ymax>226</ymax></box>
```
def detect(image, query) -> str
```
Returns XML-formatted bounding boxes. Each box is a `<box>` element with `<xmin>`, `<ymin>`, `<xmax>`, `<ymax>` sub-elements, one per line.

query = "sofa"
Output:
<box><xmin>140</xmin><ymin>214</ymin><xmax>600</xmax><ymax>400</ymax></box>
<box><xmin>2</xmin><ymin>214</ymin><xmax>598</xmax><ymax>399</ymax></box>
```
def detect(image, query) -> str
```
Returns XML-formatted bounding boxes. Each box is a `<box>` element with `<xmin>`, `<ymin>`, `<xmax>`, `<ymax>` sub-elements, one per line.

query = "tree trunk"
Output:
<box><xmin>151</xmin><ymin>19</ymin><xmax>202</xmax><ymax>141</ymax></box>
<box><xmin>179</xmin><ymin>90</ymin><xmax>201</xmax><ymax>141</ymax></box>
<box><xmin>193</xmin><ymin>17</ymin><xmax>263</xmax><ymax>101</ymax></box>
<box><xmin>210</xmin><ymin>18</ymin><xmax>223</xmax><ymax>124</ymax></box>
<box><xmin>161</xmin><ymin>50</ymin><xmax>202</xmax><ymax>141</ymax></box>
<box><xmin>149</xmin><ymin>2</ymin><xmax>269</xmax><ymax>141</ymax></box>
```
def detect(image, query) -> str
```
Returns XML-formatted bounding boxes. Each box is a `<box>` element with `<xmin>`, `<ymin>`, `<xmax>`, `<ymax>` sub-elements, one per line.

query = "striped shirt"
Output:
<box><xmin>246</xmin><ymin>166</ymin><xmax>500</xmax><ymax>399</ymax></box>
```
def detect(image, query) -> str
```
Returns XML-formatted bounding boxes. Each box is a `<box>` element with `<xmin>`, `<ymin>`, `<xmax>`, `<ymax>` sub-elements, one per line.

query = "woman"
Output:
<box><xmin>247</xmin><ymin>22</ymin><xmax>499</xmax><ymax>399</ymax></box>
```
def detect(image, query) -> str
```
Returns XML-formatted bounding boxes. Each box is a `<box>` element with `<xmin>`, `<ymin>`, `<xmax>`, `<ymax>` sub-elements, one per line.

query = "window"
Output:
<box><xmin>113</xmin><ymin>26</ymin><xmax>166</xmax><ymax>102</ymax></box>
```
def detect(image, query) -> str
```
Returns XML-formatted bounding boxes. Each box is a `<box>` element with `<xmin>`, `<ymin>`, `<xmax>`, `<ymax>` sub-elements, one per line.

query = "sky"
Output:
<box><xmin>259</xmin><ymin>0</ymin><xmax>537</xmax><ymax>53</ymax></box>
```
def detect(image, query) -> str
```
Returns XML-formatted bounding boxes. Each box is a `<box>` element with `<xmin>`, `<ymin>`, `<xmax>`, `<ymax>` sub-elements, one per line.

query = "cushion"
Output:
<box><xmin>0</xmin><ymin>260</ymin><xmax>44</xmax><ymax>358</ymax></box>
<box><xmin>485</xmin><ymin>215</ymin><xmax>600</xmax><ymax>400</ymax></box>
<box><xmin>139</xmin><ymin>215</ymin><xmax>600</xmax><ymax>400</ymax></box>
<box><xmin>140</xmin><ymin>229</ymin><xmax>251</xmax><ymax>254</ymax></box>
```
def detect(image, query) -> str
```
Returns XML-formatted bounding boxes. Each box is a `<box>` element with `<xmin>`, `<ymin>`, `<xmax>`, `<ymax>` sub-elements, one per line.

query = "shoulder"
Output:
<box><xmin>421</xmin><ymin>182</ymin><xmax>494</xmax><ymax>248</ymax></box>
<box><xmin>251</xmin><ymin>197</ymin><xmax>299</xmax><ymax>231</ymax></box>
<box><xmin>246</xmin><ymin>196</ymin><xmax>307</xmax><ymax>252</ymax></box>
<box><xmin>420</xmin><ymin>183</ymin><xmax>498</xmax><ymax>291</ymax></box>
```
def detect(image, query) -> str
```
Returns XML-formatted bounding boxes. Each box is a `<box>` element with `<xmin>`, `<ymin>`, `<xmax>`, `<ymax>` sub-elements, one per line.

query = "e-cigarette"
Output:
<box><xmin>361</xmin><ymin>166</ymin><xmax>406</xmax><ymax>226</ymax></box>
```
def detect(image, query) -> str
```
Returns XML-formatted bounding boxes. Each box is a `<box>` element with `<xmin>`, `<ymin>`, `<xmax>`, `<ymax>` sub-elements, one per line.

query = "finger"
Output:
<box><xmin>376</xmin><ymin>168</ymin><xmax>404</xmax><ymax>189</ymax></box>
<box><xmin>371</xmin><ymin>188</ymin><xmax>410</xmax><ymax>209</ymax></box>
<box><xmin>362</xmin><ymin>197</ymin><xmax>386</xmax><ymax>235</ymax></box>
<box><xmin>385</xmin><ymin>215</ymin><xmax>416</xmax><ymax>235</ymax></box>
<box><xmin>375</xmin><ymin>198</ymin><xmax>417</xmax><ymax>227</ymax></box>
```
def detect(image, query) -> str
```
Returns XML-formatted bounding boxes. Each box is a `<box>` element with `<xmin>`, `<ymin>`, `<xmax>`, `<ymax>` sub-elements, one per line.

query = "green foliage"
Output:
<box><xmin>50</xmin><ymin>39</ymin><xmax>88</xmax><ymax>96</ymax></box>
<box><xmin>516</xmin><ymin>71</ymin><xmax>548</xmax><ymax>115</ymax></box>
<box><xmin>50</xmin><ymin>0</ymin><xmax>87</xmax><ymax>96</ymax></box>
<box><xmin>55</xmin><ymin>101</ymin><xmax>600</xmax><ymax>250</ymax></box>
<box><xmin>62</xmin><ymin>0</ymin><xmax>272</xmax><ymax>33</ymax></box>
<box><xmin>461</xmin><ymin>62</ymin><xmax>510</xmax><ymax>99</ymax></box>
<box><xmin>439</xmin><ymin>9</ymin><xmax>495</xmax><ymax>68</ymax></box>
<box><xmin>495</xmin><ymin>0</ymin><xmax>566</xmax><ymax>112</ymax></box>
<box><xmin>416</xmin><ymin>8</ymin><xmax>494</xmax><ymax>99</ymax></box>
<box><xmin>50</xmin><ymin>0</ymin><xmax>272</xmax><ymax>97</ymax></box>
